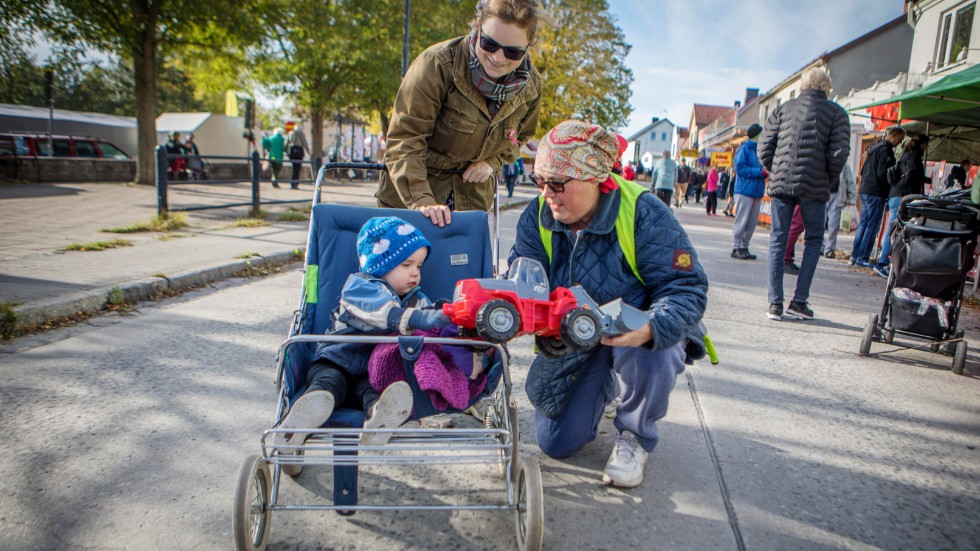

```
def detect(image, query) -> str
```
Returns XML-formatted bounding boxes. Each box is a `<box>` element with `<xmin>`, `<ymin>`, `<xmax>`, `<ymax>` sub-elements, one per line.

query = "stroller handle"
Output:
<box><xmin>899</xmin><ymin>194</ymin><xmax>980</xmax><ymax>222</ymax></box>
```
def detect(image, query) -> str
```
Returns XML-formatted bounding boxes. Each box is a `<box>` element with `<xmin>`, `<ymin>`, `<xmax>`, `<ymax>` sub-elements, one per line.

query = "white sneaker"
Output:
<box><xmin>602</xmin><ymin>430</ymin><xmax>648</xmax><ymax>488</ymax></box>
<box><xmin>361</xmin><ymin>381</ymin><xmax>413</xmax><ymax>447</ymax></box>
<box><xmin>271</xmin><ymin>390</ymin><xmax>335</xmax><ymax>449</ymax></box>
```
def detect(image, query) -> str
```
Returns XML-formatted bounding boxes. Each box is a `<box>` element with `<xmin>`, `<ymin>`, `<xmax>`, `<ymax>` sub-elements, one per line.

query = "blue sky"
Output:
<box><xmin>607</xmin><ymin>0</ymin><xmax>907</xmax><ymax>137</ymax></box>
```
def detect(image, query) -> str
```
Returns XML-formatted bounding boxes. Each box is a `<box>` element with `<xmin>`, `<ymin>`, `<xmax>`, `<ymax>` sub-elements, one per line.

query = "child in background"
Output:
<box><xmin>272</xmin><ymin>216</ymin><xmax>453</xmax><ymax>460</ymax></box>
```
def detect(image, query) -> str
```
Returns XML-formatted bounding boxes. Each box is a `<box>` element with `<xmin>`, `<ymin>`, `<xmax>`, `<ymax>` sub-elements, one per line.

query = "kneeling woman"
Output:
<box><xmin>509</xmin><ymin>120</ymin><xmax>709</xmax><ymax>488</ymax></box>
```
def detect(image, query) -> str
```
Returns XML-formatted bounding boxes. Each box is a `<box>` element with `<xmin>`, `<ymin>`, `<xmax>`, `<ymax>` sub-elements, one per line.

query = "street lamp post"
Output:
<box><xmin>402</xmin><ymin>0</ymin><xmax>411</xmax><ymax>77</ymax></box>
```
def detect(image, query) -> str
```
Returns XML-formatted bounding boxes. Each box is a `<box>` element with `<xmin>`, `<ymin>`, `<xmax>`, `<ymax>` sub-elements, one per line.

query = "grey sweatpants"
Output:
<box><xmin>732</xmin><ymin>194</ymin><xmax>764</xmax><ymax>249</ymax></box>
<box><xmin>824</xmin><ymin>192</ymin><xmax>843</xmax><ymax>253</ymax></box>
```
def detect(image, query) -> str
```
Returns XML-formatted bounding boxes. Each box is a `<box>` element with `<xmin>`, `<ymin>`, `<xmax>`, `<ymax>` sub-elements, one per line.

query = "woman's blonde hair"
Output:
<box><xmin>471</xmin><ymin>0</ymin><xmax>545</xmax><ymax>45</ymax></box>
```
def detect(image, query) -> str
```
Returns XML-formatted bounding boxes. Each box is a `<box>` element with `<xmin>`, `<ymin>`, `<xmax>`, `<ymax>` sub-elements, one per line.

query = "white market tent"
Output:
<box><xmin>155</xmin><ymin>112</ymin><xmax>249</xmax><ymax>158</ymax></box>
<box><xmin>0</xmin><ymin>103</ymin><xmax>137</xmax><ymax>155</ymax></box>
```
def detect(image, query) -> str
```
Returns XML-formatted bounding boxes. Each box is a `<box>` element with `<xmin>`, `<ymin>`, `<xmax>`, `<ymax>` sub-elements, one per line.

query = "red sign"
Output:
<box><xmin>285</xmin><ymin>121</ymin><xmax>296</xmax><ymax>132</ymax></box>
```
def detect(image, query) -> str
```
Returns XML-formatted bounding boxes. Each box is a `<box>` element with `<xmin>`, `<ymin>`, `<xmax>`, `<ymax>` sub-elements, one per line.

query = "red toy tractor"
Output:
<box><xmin>443</xmin><ymin>258</ymin><xmax>603</xmax><ymax>357</ymax></box>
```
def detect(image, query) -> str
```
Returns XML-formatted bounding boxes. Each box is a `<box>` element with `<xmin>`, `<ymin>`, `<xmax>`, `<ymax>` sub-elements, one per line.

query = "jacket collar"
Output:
<box><xmin>800</xmin><ymin>88</ymin><xmax>827</xmax><ymax>100</ymax></box>
<box><xmin>360</xmin><ymin>272</ymin><xmax>423</xmax><ymax>305</ymax></box>
<box><xmin>541</xmin><ymin>186</ymin><xmax>621</xmax><ymax>236</ymax></box>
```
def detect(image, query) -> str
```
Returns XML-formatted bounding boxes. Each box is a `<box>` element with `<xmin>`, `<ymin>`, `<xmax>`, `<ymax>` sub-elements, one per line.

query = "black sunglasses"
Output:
<box><xmin>530</xmin><ymin>173</ymin><xmax>573</xmax><ymax>194</ymax></box>
<box><xmin>479</xmin><ymin>29</ymin><xmax>529</xmax><ymax>61</ymax></box>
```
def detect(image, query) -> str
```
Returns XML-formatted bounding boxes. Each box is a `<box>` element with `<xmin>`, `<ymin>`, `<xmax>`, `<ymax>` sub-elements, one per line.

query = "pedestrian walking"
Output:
<box><xmin>287</xmin><ymin>126</ymin><xmax>310</xmax><ymax>190</ymax></box>
<box><xmin>731</xmin><ymin>123</ymin><xmax>767</xmax><ymax>260</ymax></box>
<box><xmin>674</xmin><ymin>158</ymin><xmax>692</xmax><ymax>208</ymax></box>
<box><xmin>759</xmin><ymin>67</ymin><xmax>851</xmax><ymax>321</ymax></box>
<box><xmin>377</xmin><ymin>0</ymin><xmax>544</xmax><ymax>226</ymax></box>
<box><xmin>503</xmin><ymin>158</ymin><xmax>524</xmax><ymax>197</ymax></box>
<box><xmin>651</xmin><ymin>150</ymin><xmax>678</xmax><ymax>206</ymax></box>
<box><xmin>850</xmin><ymin>127</ymin><xmax>906</xmax><ymax>267</ymax></box>
<box><xmin>704</xmin><ymin>165</ymin><xmax>719</xmax><ymax>215</ymax></box>
<box><xmin>622</xmin><ymin>160</ymin><xmax>636</xmax><ymax>181</ymax></box>
<box><xmin>823</xmin><ymin>162</ymin><xmax>856</xmax><ymax>258</ymax></box>
<box><xmin>262</xmin><ymin>128</ymin><xmax>286</xmax><ymax>188</ymax></box>
<box><xmin>873</xmin><ymin>133</ymin><xmax>930</xmax><ymax>278</ymax></box>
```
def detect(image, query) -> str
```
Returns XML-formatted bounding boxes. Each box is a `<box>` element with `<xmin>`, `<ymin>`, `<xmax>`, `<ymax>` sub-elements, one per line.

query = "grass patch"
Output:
<box><xmin>278</xmin><ymin>211</ymin><xmax>307</xmax><ymax>222</ymax></box>
<box><xmin>1</xmin><ymin>302</ymin><xmax>18</xmax><ymax>340</ymax></box>
<box><xmin>155</xmin><ymin>233</ymin><xmax>189</xmax><ymax>242</ymax></box>
<box><xmin>235</xmin><ymin>252</ymin><xmax>261</xmax><ymax>259</ymax></box>
<box><xmin>102</xmin><ymin>213</ymin><xmax>187</xmax><ymax>233</ymax></box>
<box><xmin>59</xmin><ymin>239</ymin><xmax>133</xmax><ymax>252</ymax></box>
<box><xmin>229</xmin><ymin>218</ymin><xmax>270</xmax><ymax>228</ymax></box>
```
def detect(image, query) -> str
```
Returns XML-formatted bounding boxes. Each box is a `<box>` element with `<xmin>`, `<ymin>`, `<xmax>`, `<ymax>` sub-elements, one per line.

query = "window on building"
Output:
<box><xmin>936</xmin><ymin>3</ymin><xmax>975</xmax><ymax>69</ymax></box>
<box><xmin>650</xmin><ymin>132</ymin><xmax>656</xmax><ymax>141</ymax></box>
<box><xmin>661</xmin><ymin>132</ymin><xmax>667</xmax><ymax>140</ymax></box>
<box><xmin>789</xmin><ymin>90</ymin><xmax>796</xmax><ymax>100</ymax></box>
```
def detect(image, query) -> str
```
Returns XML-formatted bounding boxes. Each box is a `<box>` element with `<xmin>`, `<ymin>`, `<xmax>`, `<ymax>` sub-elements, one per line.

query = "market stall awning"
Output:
<box><xmin>856</xmin><ymin>65</ymin><xmax>980</xmax><ymax>127</ymax></box>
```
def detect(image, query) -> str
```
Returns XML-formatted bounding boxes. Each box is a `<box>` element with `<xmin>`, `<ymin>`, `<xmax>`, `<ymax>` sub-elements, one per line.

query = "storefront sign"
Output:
<box><xmin>711</xmin><ymin>152</ymin><xmax>733</xmax><ymax>167</ymax></box>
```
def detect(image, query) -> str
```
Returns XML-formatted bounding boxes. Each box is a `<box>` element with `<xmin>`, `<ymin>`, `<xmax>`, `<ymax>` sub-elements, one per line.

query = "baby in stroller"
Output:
<box><xmin>271</xmin><ymin>216</ymin><xmax>454</xmax><ymax>456</ymax></box>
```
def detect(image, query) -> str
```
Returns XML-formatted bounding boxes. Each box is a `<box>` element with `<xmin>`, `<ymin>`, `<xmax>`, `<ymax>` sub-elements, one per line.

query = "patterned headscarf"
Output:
<box><xmin>536</xmin><ymin>120</ymin><xmax>629</xmax><ymax>193</ymax></box>
<box><xmin>467</xmin><ymin>32</ymin><xmax>531</xmax><ymax>117</ymax></box>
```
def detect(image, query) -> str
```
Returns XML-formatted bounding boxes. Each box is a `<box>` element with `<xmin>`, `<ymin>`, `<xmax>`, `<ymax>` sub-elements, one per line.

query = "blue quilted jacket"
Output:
<box><xmin>311</xmin><ymin>273</ymin><xmax>442</xmax><ymax>374</ymax></box>
<box><xmin>508</xmin><ymin>188</ymin><xmax>709</xmax><ymax>417</ymax></box>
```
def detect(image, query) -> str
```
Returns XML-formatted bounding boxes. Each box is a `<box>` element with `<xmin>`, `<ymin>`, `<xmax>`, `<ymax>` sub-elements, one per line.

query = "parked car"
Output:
<box><xmin>0</xmin><ymin>133</ymin><xmax>131</xmax><ymax>159</ymax></box>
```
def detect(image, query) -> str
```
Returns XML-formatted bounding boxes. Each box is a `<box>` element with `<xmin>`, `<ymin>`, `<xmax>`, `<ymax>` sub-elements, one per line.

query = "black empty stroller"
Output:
<box><xmin>860</xmin><ymin>194</ymin><xmax>980</xmax><ymax>374</ymax></box>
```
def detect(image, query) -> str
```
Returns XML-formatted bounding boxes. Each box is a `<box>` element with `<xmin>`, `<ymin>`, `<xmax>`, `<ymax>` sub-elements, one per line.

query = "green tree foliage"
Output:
<box><xmin>251</xmin><ymin>0</ymin><xmax>471</xmax><ymax>155</ymax></box>
<box><xmin>534</xmin><ymin>0</ymin><xmax>633</xmax><ymax>133</ymax></box>
<box><xmin>15</xmin><ymin>0</ymin><xmax>261</xmax><ymax>184</ymax></box>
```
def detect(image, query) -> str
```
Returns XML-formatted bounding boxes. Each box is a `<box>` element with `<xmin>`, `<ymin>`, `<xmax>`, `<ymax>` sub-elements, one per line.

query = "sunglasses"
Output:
<box><xmin>530</xmin><ymin>173</ymin><xmax>574</xmax><ymax>194</ymax></box>
<box><xmin>479</xmin><ymin>29</ymin><xmax>529</xmax><ymax>61</ymax></box>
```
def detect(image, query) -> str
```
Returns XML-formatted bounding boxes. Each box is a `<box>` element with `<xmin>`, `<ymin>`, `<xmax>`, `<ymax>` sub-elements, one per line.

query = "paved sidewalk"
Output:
<box><xmin>0</xmin><ymin>179</ymin><xmax>539</xmax><ymax>330</ymax></box>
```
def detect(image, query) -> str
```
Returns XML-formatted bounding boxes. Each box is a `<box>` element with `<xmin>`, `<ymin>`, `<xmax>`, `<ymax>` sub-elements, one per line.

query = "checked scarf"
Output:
<box><xmin>467</xmin><ymin>32</ymin><xmax>531</xmax><ymax>117</ymax></box>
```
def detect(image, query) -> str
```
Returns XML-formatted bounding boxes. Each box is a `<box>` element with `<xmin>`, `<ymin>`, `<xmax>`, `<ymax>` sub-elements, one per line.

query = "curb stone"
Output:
<box><xmin>12</xmin><ymin>248</ymin><xmax>306</xmax><ymax>332</ymax></box>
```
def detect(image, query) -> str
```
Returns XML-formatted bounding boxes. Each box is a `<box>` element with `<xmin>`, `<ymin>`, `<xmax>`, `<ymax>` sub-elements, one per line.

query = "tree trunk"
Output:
<box><xmin>380</xmin><ymin>111</ymin><xmax>390</xmax><ymax>139</ymax></box>
<box><xmin>311</xmin><ymin>108</ymin><xmax>323</xmax><ymax>161</ymax></box>
<box><xmin>133</xmin><ymin>28</ymin><xmax>158</xmax><ymax>186</ymax></box>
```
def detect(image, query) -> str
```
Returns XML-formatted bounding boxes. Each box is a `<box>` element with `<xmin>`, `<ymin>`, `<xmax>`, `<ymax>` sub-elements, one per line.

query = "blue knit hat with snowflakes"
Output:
<box><xmin>356</xmin><ymin>216</ymin><xmax>431</xmax><ymax>277</ymax></box>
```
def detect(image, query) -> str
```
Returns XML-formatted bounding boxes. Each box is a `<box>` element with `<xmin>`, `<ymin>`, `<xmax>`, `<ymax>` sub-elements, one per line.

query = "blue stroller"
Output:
<box><xmin>233</xmin><ymin>163</ymin><xmax>543</xmax><ymax>551</ymax></box>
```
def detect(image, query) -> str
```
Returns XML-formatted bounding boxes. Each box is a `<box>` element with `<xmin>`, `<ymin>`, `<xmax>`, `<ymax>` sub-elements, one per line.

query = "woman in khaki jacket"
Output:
<box><xmin>376</xmin><ymin>0</ymin><xmax>544</xmax><ymax>226</ymax></box>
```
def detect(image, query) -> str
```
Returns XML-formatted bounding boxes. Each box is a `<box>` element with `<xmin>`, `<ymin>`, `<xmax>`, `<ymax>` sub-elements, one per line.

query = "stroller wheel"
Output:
<box><xmin>953</xmin><ymin>340</ymin><xmax>968</xmax><ymax>375</ymax></box>
<box><xmin>233</xmin><ymin>454</ymin><xmax>272</xmax><ymax>551</ymax></box>
<box><xmin>513</xmin><ymin>455</ymin><xmax>544</xmax><ymax>551</ymax></box>
<box><xmin>859</xmin><ymin>314</ymin><xmax>878</xmax><ymax>357</ymax></box>
<box><xmin>883</xmin><ymin>327</ymin><xmax>894</xmax><ymax>344</ymax></box>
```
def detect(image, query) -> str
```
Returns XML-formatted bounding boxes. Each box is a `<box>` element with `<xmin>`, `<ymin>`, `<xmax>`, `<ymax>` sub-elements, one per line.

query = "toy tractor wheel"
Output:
<box><xmin>535</xmin><ymin>335</ymin><xmax>568</xmax><ymax>358</ymax></box>
<box><xmin>560</xmin><ymin>307</ymin><xmax>602</xmax><ymax>349</ymax></box>
<box><xmin>475</xmin><ymin>299</ymin><xmax>520</xmax><ymax>343</ymax></box>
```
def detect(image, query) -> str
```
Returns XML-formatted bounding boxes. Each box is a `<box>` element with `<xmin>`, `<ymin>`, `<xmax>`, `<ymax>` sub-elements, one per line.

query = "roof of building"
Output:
<box><xmin>677</xmin><ymin>127</ymin><xmax>690</xmax><ymax>139</ymax></box>
<box><xmin>762</xmin><ymin>15</ymin><xmax>907</xmax><ymax>99</ymax></box>
<box><xmin>0</xmin><ymin>103</ymin><xmax>136</xmax><ymax>128</ymax></box>
<box><xmin>626</xmin><ymin>118</ymin><xmax>676</xmax><ymax>142</ymax></box>
<box><xmin>692</xmin><ymin>104</ymin><xmax>732</xmax><ymax>127</ymax></box>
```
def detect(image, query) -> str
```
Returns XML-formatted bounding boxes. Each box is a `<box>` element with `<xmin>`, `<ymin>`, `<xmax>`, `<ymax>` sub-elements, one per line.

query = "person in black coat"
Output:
<box><xmin>850</xmin><ymin>127</ymin><xmax>906</xmax><ymax>267</ymax></box>
<box><xmin>873</xmin><ymin>133</ymin><xmax>931</xmax><ymax>276</ymax></box>
<box><xmin>758</xmin><ymin>67</ymin><xmax>850</xmax><ymax>321</ymax></box>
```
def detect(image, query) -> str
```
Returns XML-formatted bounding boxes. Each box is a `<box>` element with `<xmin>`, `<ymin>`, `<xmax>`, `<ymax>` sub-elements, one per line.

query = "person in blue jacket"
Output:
<box><xmin>272</xmin><ymin>217</ymin><xmax>452</xmax><ymax>468</ymax></box>
<box><xmin>731</xmin><ymin>123</ymin><xmax>768</xmax><ymax>260</ymax></box>
<box><xmin>509</xmin><ymin>120</ymin><xmax>708</xmax><ymax>488</ymax></box>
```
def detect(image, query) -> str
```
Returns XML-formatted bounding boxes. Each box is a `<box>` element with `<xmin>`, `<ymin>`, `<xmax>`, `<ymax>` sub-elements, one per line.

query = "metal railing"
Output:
<box><xmin>155</xmin><ymin>146</ymin><xmax>326</xmax><ymax>215</ymax></box>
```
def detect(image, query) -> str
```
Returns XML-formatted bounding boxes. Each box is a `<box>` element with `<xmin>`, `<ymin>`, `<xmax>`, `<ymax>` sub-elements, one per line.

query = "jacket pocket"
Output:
<box><xmin>438</xmin><ymin>105</ymin><xmax>477</xmax><ymax>134</ymax></box>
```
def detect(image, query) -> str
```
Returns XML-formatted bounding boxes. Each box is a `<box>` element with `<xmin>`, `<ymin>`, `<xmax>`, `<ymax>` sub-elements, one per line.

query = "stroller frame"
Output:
<box><xmin>233</xmin><ymin>163</ymin><xmax>543</xmax><ymax>551</ymax></box>
<box><xmin>860</xmin><ymin>194</ymin><xmax>980</xmax><ymax>374</ymax></box>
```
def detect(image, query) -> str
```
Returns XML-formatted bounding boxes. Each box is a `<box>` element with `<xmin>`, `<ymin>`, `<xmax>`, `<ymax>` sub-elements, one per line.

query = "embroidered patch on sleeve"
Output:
<box><xmin>672</xmin><ymin>249</ymin><xmax>694</xmax><ymax>272</ymax></box>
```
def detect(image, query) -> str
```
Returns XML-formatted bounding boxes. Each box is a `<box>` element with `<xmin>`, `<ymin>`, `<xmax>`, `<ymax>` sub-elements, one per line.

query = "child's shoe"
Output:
<box><xmin>361</xmin><ymin>381</ymin><xmax>413</xmax><ymax>447</ymax></box>
<box><xmin>271</xmin><ymin>390</ymin><xmax>334</xmax><ymax>475</ymax></box>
